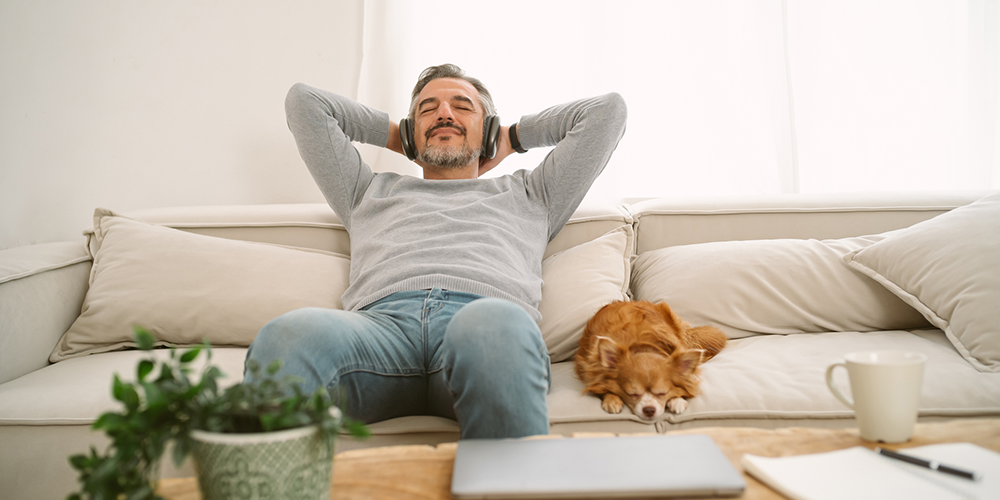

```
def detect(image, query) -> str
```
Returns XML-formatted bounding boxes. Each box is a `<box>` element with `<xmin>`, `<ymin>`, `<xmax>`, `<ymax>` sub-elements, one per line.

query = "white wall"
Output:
<box><xmin>0</xmin><ymin>1</ymin><xmax>365</xmax><ymax>249</ymax></box>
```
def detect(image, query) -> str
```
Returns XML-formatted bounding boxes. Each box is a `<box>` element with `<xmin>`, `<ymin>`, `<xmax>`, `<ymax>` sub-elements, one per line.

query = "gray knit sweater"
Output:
<box><xmin>284</xmin><ymin>83</ymin><xmax>627</xmax><ymax>321</ymax></box>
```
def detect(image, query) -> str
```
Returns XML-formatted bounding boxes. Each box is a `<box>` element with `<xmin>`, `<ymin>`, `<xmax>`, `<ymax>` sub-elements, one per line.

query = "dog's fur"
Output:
<box><xmin>574</xmin><ymin>301</ymin><xmax>728</xmax><ymax>421</ymax></box>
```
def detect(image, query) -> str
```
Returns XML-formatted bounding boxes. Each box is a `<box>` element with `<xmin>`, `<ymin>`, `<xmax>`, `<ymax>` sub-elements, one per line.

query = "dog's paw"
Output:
<box><xmin>667</xmin><ymin>397</ymin><xmax>688</xmax><ymax>414</ymax></box>
<box><xmin>601</xmin><ymin>394</ymin><xmax>624</xmax><ymax>414</ymax></box>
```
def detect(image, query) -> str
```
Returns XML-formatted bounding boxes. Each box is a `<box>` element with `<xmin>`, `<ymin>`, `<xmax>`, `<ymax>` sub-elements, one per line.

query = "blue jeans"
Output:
<box><xmin>244</xmin><ymin>288</ymin><xmax>551</xmax><ymax>439</ymax></box>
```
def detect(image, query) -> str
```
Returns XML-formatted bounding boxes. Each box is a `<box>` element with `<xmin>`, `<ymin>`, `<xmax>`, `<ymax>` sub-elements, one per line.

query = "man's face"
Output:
<box><xmin>413</xmin><ymin>78</ymin><xmax>484</xmax><ymax>169</ymax></box>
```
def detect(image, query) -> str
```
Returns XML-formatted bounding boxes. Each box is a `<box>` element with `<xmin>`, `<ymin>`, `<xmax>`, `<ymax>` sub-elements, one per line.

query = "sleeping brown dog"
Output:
<box><xmin>574</xmin><ymin>301</ymin><xmax>727</xmax><ymax>420</ymax></box>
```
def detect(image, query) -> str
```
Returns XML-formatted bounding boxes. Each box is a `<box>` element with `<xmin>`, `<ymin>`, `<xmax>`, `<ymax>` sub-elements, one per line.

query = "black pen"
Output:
<box><xmin>875</xmin><ymin>447</ymin><xmax>981</xmax><ymax>481</ymax></box>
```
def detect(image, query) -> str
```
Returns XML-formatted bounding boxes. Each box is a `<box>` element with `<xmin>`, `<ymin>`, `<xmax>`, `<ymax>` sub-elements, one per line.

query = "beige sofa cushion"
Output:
<box><xmin>631</xmin><ymin>235</ymin><xmax>929</xmax><ymax>338</ymax></box>
<box><xmin>50</xmin><ymin>209</ymin><xmax>351</xmax><ymax>361</ymax></box>
<box><xmin>51</xmin><ymin>209</ymin><xmax>633</xmax><ymax>363</ymax></box>
<box><xmin>547</xmin><ymin>330</ymin><xmax>1000</xmax><ymax>427</ymax></box>
<box><xmin>845</xmin><ymin>192</ymin><xmax>1000</xmax><ymax>372</ymax></box>
<box><xmin>538</xmin><ymin>225</ymin><xmax>632</xmax><ymax>362</ymax></box>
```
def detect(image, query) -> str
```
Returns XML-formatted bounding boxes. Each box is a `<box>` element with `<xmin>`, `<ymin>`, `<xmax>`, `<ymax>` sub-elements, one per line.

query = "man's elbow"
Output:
<box><xmin>285</xmin><ymin>82</ymin><xmax>312</xmax><ymax>116</ymax></box>
<box><xmin>599</xmin><ymin>92</ymin><xmax>628</xmax><ymax>135</ymax></box>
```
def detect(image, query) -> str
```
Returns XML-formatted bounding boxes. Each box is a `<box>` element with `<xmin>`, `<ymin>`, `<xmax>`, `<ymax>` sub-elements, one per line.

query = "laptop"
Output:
<box><xmin>451</xmin><ymin>433</ymin><xmax>746</xmax><ymax>499</ymax></box>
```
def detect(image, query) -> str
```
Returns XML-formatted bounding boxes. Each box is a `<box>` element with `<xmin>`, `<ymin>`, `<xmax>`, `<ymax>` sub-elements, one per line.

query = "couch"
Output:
<box><xmin>2</xmin><ymin>191</ymin><xmax>999</xmax><ymax>499</ymax></box>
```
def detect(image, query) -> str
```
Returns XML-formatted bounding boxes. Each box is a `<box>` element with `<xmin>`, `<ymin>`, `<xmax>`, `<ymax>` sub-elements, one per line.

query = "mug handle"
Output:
<box><xmin>825</xmin><ymin>362</ymin><xmax>854</xmax><ymax>409</ymax></box>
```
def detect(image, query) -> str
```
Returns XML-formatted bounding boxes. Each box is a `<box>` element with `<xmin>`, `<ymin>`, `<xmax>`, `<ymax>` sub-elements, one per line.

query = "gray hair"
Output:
<box><xmin>408</xmin><ymin>64</ymin><xmax>497</xmax><ymax>120</ymax></box>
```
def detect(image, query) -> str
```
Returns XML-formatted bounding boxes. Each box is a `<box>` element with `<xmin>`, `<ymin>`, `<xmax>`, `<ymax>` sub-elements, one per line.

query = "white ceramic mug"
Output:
<box><xmin>825</xmin><ymin>351</ymin><xmax>927</xmax><ymax>443</ymax></box>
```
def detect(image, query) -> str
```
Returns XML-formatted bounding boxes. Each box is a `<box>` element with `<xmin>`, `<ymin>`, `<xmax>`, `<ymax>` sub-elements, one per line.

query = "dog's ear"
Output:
<box><xmin>673</xmin><ymin>349</ymin><xmax>705</xmax><ymax>376</ymax></box>
<box><xmin>654</xmin><ymin>302</ymin><xmax>689</xmax><ymax>333</ymax></box>
<box><xmin>596</xmin><ymin>336</ymin><xmax>621</xmax><ymax>369</ymax></box>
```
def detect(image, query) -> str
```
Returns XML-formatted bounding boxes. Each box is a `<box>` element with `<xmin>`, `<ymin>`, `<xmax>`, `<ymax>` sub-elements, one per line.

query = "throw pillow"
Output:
<box><xmin>538</xmin><ymin>225</ymin><xmax>632</xmax><ymax>362</ymax></box>
<box><xmin>50</xmin><ymin>209</ymin><xmax>351</xmax><ymax>362</ymax></box>
<box><xmin>631</xmin><ymin>235</ymin><xmax>929</xmax><ymax>339</ymax></box>
<box><xmin>845</xmin><ymin>192</ymin><xmax>1000</xmax><ymax>372</ymax></box>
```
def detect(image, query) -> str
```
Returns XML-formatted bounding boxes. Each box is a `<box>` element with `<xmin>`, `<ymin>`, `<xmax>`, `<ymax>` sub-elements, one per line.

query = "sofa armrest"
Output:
<box><xmin>0</xmin><ymin>241</ymin><xmax>91</xmax><ymax>385</ymax></box>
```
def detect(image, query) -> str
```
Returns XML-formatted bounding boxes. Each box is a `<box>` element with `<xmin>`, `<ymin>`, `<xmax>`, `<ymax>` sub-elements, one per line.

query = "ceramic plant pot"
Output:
<box><xmin>190</xmin><ymin>425</ymin><xmax>335</xmax><ymax>500</ymax></box>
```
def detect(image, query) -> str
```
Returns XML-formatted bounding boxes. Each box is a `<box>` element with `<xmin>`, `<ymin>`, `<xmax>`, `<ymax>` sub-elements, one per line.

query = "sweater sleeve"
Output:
<box><xmin>284</xmin><ymin>83</ymin><xmax>391</xmax><ymax>229</ymax></box>
<box><xmin>515</xmin><ymin>92</ymin><xmax>628</xmax><ymax>241</ymax></box>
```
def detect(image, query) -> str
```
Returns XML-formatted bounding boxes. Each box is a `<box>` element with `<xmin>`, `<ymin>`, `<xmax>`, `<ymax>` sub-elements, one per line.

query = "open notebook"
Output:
<box><xmin>742</xmin><ymin>442</ymin><xmax>999</xmax><ymax>500</ymax></box>
<box><xmin>451</xmin><ymin>434</ymin><xmax>745</xmax><ymax>499</ymax></box>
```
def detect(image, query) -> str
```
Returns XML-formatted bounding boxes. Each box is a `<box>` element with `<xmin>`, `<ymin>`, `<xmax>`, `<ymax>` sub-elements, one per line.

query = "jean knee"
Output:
<box><xmin>444</xmin><ymin>298</ymin><xmax>547</xmax><ymax>363</ymax></box>
<box><xmin>251</xmin><ymin>307</ymin><xmax>326</xmax><ymax>350</ymax></box>
<box><xmin>247</xmin><ymin>307</ymin><xmax>361</xmax><ymax>373</ymax></box>
<box><xmin>441</xmin><ymin>299</ymin><xmax>552</xmax><ymax>435</ymax></box>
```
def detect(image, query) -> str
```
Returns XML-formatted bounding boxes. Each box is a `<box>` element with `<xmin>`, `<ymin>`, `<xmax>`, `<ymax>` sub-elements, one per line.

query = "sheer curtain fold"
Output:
<box><xmin>357</xmin><ymin>0</ymin><xmax>1000</xmax><ymax>201</ymax></box>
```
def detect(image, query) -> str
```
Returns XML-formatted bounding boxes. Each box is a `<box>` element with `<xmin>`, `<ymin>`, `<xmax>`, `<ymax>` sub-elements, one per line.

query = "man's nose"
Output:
<box><xmin>435</xmin><ymin>102</ymin><xmax>455</xmax><ymax>121</ymax></box>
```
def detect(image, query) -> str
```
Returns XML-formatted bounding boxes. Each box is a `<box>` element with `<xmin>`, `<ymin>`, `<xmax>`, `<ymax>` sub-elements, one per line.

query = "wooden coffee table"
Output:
<box><xmin>157</xmin><ymin>418</ymin><xmax>1000</xmax><ymax>499</ymax></box>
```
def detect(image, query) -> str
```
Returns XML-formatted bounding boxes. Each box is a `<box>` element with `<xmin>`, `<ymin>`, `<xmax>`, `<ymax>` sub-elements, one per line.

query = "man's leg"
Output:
<box><xmin>437</xmin><ymin>298</ymin><xmax>551</xmax><ymax>439</ymax></box>
<box><xmin>244</xmin><ymin>302</ymin><xmax>431</xmax><ymax>424</ymax></box>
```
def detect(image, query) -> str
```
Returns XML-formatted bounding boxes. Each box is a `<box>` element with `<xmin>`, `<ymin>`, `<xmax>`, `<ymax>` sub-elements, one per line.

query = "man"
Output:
<box><xmin>247</xmin><ymin>64</ymin><xmax>626</xmax><ymax>439</ymax></box>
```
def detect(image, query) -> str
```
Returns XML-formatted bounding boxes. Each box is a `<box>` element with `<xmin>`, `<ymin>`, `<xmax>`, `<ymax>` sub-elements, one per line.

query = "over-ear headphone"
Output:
<box><xmin>399</xmin><ymin>115</ymin><xmax>501</xmax><ymax>162</ymax></box>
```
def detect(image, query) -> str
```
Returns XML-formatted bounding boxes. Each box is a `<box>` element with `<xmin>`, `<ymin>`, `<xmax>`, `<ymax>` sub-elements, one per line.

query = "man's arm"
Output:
<box><xmin>386</xmin><ymin>121</ymin><xmax>405</xmax><ymax>158</ymax></box>
<box><xmin>284</xmin><ymin>83</ymin><xmax>392</xmax><ymax>228</ymax></box>
<box><xmin>517</xmin><ymin>93</ymin><xmax>628</xmax><ymax>240</ymax></box>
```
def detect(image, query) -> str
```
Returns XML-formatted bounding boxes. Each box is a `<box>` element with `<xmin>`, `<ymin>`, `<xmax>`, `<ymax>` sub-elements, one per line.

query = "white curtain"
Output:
<box><xmin>355</xmin><ymin>0</ymin><xmax>1000</xmax><ymax>203</ymax></box>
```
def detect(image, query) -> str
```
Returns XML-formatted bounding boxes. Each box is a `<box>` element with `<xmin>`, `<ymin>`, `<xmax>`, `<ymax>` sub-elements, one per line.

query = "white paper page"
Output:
<box><xmin>742</xmin><ymin>447</ymin><xmax>965</xmax><ymax>500</ymax></box>
<box><xmin>887</xmin><ymin>443</ymin><xmax>1000</xmax><ymax>500</ymax></box>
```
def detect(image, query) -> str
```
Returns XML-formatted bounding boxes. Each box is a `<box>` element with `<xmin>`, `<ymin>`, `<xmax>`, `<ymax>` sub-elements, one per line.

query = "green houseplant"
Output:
<box><xmin>67</xmin><ymin>327</ymin><xmax>369</xmax><ymax>500</ymax></box>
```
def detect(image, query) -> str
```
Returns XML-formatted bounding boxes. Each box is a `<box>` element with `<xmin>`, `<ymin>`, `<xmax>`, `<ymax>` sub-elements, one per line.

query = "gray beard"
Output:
<box><xmin>418</xmin><ymin>142</ymin><xmax>478</xmax><ymax>169</ymax></box>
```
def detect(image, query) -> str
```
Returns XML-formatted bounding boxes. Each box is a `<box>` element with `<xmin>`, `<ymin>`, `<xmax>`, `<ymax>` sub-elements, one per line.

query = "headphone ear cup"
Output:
<box><xmin>481</xmin><ymin>115</ymin><xmax>500</xmax><ymax>159</ymax></box>
<box><xmin>400</xmin><ymin>117</ymin><xmax>417</xmax><ymax>161</ymax></box>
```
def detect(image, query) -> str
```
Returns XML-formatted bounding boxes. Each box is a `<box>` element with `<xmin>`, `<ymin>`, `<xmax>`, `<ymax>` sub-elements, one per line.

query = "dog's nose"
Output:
<box><xmin>643</xmin><ymin>406</ymin><xmax>656</xmax><ymax>418</ymax></box>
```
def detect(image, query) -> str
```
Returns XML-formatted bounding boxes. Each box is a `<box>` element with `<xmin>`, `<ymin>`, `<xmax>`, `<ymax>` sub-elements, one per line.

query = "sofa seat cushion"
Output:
<box><xmin>0</xmin><ymin>348</ymin><xmax>246</xmax><ymax>425</ymax></box>
<box><xmin>674</xmin><ymin>330</ymin><xmax>1000</xmax><ymax>424</ymax></box>
<box><xmin>546</xmin><ymin>330</ymin><xmax>1000</xmax><ymax>428</ymax></box>
<box><xmin>5</xmin><ymin>332</ymin><xmax>1000</xmax><ymax>436</ymax></box>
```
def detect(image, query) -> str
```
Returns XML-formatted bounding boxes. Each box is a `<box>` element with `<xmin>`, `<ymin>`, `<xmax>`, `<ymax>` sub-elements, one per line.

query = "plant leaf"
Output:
<box><xmin>266</xmin><ymin>359</ymin><xmax>283</xmax><ymax>375</ymax></box>
<box><xmin>179</xmin><ymin>347</ymin><xmax>201</xmax><ymax>364</ymax></box>
<box><xmin>344</xmin><ymin>418</ymin><xmax>372</xmax><ymax>438</ymax></box>
<box><xmin>93</xmin><ymin>412</ymin><xmax>125</xmax><ymax>431</ymax></box>
<box><xmin>137</xmin><ymin>360</ymin><xmax>154</xmax><ymax>382</ymax></box>
<box><xmin>133</xmin><ymin>326</ymin><xmax>155</xmax><ymax>351</ymax></box>
<box><xmin>68</xmin><ymin>453</ymin><xmax>89</xmax><ymax>470</ymax></box>
<box><xmin>142</xmin><ymin>382</ymin><xmax>165</xmax><ymax>410</ymax></box>
<box><xmin>171</xmin><ymin>436</ymin><xmax>191</xmax><ymax>467</ymax></box>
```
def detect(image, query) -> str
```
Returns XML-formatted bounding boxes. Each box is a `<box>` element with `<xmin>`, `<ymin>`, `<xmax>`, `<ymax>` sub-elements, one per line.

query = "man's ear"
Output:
<box><xmin>596</xmin><ymin>336</ymin><xmax>621</xmax><ymax>369</ymax></box>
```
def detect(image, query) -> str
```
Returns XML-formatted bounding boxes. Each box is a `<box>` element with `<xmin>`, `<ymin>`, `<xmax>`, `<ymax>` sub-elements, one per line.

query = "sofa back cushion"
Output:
<box><xmin>627</xmin><ymin>192</ymin><xmax>987</xmax><ymax>339</ymax></box>
<box><xmin>50</xmin><ymin>209</ymin><xmax>352</xmax><ymax>361</ymax></box>
<box><xmin>128</xmin><ymin>201</ymin><xmax>631</xmax><ymax>261</ymax></box>
<box><xmin>628</xmin><ymin>191</ymin><xmax>987</xmax><ymax>255</ymax></box>
<box><xmin>51</xmin><ymin>205</ymin><xmax>634</xmax><ymax>362</ymax></box>
<box><xmin>845</xmin><ymin>192</ymin><xmax>1000</xmax><ymax>372</ymax></box>
<box><xmin>631</xmin><ymin>235</ymin><xmax>930</xmax><ymax>339</ymax></box>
